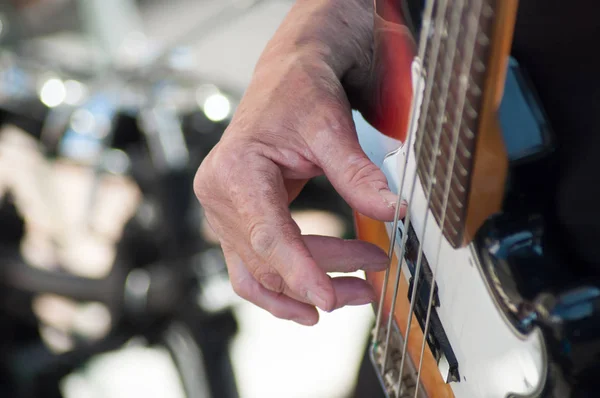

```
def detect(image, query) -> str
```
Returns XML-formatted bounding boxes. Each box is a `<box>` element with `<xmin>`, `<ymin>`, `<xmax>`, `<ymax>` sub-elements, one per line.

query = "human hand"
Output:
<box><xmin>194</xmin><ymin>0</ymin><xmax>407</xmax><ymax>325</ymax></box>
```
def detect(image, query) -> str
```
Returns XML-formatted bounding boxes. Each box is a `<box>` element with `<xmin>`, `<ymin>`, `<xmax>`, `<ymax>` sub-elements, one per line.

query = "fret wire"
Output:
<box><xmin>451</xmin><ymin>172</ymin><xmax>467</xmax><ymax>193</ymax></box>
<box><xmin>447</xmin><ymin>182</ymin><xmax>466</xmax><ymax>209</ymax></box>
<box><xmin>418</xmin><ymin>142</ymin><xmax>435</xmax><ymax>168</ymax></box>
<box><xmin>465</xmin><ymin>101</ymin><xmax>478</xmax><ymax>119</ymax></box>
<box><xmin>436</xmin><ymin>133</ymin><xmax>456</xmax><ymax>156</ymax></box>
<box><xmin>372</xmin><ymin>0</ymin><xmax>436</xmax><ymax>377</ymax></box>
<box><xmin>413</xmin><ymin>1</ymin><xmax>489</xmax><ymax>396</ymax></box>
<box><xmin>423</xmin><ymin>121</ymin><xmax>437</xmax><ymax>146</ymax></box>
<box><xmin>438</xmin><ymin>149</ymin><xmax>467</xmax><ymax>171</ymax></box>
<box><xmin>463</xmin><ymin>125</ymin><xmax>475</xmax><ymax>140</ymax></box>
<box><xmin>430</xmin><ymin>185</ymin><xmax>459</xmax><ymax>214</ymax></box>
<box><xmin>431</xmin><ymin>196</ymin><xmax>460</xmax><ymax>221</ymax></box>
<box><xmin>394</xmin><ymin>0</ymin><xmax>457</xmax><ymax>395</ymax></box>
<box><xmin>444</xmin><ymin>221</ymin><xmax>460</xmax><ymax>237</ymax></box>
<box><xmin>429</xmin><ymin>192</ymin><xmax>464</xmax><ymax>235</ymax></box>
<box><xmin>446</xmin><ymin>203</ymin><xmax>463</xmax><ymax>224</ymax></box>
<box><xmin>457</xmin><ymin>137</ymin><xmax>472</xmax><ymax>158</ymax></box>
<box><xmin>420</xmin><ymin>158</ymin><xmax>471</xmax><ymax>206</ymax></box>
<box><xmin>419</xmin><ymin>102</ymin><xmax>482</xmax><ymax>179</ymax></box>
<box><xmin>447</xmin><ymin>188</ymin><xmax>467</xmax><ymax>212</ymax></box>
<box><xmin>455</xmin><ymin>159</ymin><xmax>469</xmax><ymax>177</ymax></box>
<box><xmin>429</xmin><ymin>191</ymin><xmax>445</xmax><ymax>216</ymax></box>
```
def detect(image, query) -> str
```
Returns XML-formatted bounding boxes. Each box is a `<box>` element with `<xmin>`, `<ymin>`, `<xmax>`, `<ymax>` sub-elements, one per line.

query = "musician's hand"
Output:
<box><xmin>194</xmin><ymin>0</ymin><xmax>406</xmax><ymax>325</ymax></box>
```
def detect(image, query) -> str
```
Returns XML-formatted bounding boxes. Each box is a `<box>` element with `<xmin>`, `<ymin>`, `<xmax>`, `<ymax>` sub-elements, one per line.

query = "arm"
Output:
<box><xmin>253</xmin><ymin>0</ymin><xmax>377</xmax><ymax>121</ymax></box>
<box><xmin>259</xmin><ymin>0</ymin><xmax>373</xmax><ymax>89</ymax></box>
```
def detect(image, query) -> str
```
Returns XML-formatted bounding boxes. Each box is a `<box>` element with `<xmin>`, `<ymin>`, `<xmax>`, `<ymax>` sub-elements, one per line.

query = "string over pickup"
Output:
<box><xmin>403</xmin><ymin>223</ymin><xmax>461</xmax><ymax>384</ymax></box>
<box><xmin>370</xmin><ymin>323</ymin><xmax>429</xmax><ymax>398</ymax></box>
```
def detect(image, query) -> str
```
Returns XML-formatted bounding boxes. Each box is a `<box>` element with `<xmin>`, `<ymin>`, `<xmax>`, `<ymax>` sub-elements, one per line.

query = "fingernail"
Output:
<box><xmin>361</xmin><ymin>253</ymin><xmax>391</xmax><ymax>270</ymax></box>
<box><xmin>378</xmin><ymin>189</ymin><xmax>399</xmax><ymax>208</ymax></box>
<box><xmin>307</xmin><ymin>290</ymin><xmax>332</xmax><ymax>312</ymax></box>
<box><xmin>292</xmin><ymin>316</ymin><xmax>315</xmax><ymax>326</ymax></box>
<box><xmin>346</xmin><ymin>295</ymin><xmax>376</xmax><ymax>306</ymax></box>
<box><xmin>363</xmin><ymin>260</ymin><xmax>390</xmax><ymax>271</ymax></box>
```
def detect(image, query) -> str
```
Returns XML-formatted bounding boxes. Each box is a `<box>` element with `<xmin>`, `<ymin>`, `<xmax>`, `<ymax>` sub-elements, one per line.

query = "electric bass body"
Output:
<box><xmin>354</xmin><ymin>1</ymin><xmax>600</xmax><ymax>397</ymax></box>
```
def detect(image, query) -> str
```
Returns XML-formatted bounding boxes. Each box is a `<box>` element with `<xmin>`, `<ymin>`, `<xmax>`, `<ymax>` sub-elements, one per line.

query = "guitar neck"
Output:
<box><xmin>415</xmin><ymin>0</ymin><xmax>518</xmax><ymax>248</ymax></box>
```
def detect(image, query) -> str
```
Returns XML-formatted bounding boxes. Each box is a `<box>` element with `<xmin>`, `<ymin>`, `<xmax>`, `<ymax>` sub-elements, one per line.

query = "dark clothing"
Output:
<box><xmin>511</xmin><ymin>0</ymin><xmax>600</xmax><ymax>267</ymax></box>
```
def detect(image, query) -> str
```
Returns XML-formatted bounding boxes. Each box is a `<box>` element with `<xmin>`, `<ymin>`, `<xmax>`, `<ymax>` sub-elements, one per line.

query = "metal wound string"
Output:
<box><xmin>373</xmin><ymin>0</ymin><xmax>436</xmax><ymax>366</ymax></box>
<box><xmin>395</xmin><ymin>0</ymin><xmax>462</xmax><ymax>395</ymax></box>
<box><xmin>413</xmin><ymin>0</ymin><xmax>484</xmax><ymax>396</ymax></box>
<box><xmin>379</xmin><ymin>0</ymin><xmax>446</xmax><ymax>376</ymax></box>
<box><xmin>386</xmin><ymin>1</ymin><xmax>451</xmax><ymax>394</ymax></box>
<box><xmin>373</xmin><ymin>0</ymin><xmax>436</xmax><ymax>352</ymax></box>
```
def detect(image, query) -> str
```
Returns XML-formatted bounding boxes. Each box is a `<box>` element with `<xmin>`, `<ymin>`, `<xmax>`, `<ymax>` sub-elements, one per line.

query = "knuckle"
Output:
<box><xmin>279</xmin><ymin>270</ymin><xmax>303</xmax><ymax>294</ymax></box>
<box><xmin>194</xmin><ymin>143</ymin><xmax>242</xmax><ymax>202</ymax></box>
<box><xmin>193</xmin><ymin>170</ymin><xmax>209</xmax><ymax>202</ymax></box>
<box><xmin>248</xmin><ymin>222</ymin><xmax>277</xmax><ymax>258</ymax></box>
<box><xmin>256</xmin><ymin>271</ymin><xmax>286</xmax><ymax>294</ymax></box>
<box><xmin>228</xmin><ymin>159</ymin><xmax>277</xmax><ymax>200</ymax></box>
<box><xmin>194</xmin><ymin>156</ymin><xmax>218</xmax><ymax>202</ymax></box>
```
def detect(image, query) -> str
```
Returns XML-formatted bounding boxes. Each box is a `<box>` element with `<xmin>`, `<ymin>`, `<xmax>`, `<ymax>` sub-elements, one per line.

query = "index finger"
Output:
<box><xmin>229</xmin><ymin>154</ymin><xmax>336</xmax><ymax>312</ymax></box>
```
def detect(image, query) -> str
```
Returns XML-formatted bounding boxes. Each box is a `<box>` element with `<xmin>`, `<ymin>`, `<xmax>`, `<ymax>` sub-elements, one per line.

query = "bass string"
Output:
<box><xmin>412</xmin><ymin>0</ymin><xmax>485</xmax><ymax>397</ymax></box>
<box><xmin>394</xmin><ymin>0</ymin><xmax>460</xmax><ymax>395</ymax></box>
<box><xmin>378</xmin><ymin>0</ymin><xmax>446</xmax><ymax>375</ymax></box>
<box><xmin>373</xmin><ymin>0</ymin><xmax>436</xmax><ymax>367</ymax></box>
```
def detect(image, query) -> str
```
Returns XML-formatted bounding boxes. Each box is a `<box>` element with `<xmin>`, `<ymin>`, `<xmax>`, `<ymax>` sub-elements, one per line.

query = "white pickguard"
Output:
<box><xmin>354</xmin><ymin>59</ymin><xmax>547</xmax><ymax>398</ymax></box>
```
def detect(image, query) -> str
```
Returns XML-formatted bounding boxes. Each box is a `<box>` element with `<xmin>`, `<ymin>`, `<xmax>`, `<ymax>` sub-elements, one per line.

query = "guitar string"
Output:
<box><xmin>373</xmin><ymin>0</ymin><xmax>436</xmax><ymax>354</ymax></box>
<box><xmin>397</xmin><ymin>1</ymin><xmax>476</xmax><ymax>396</ymax></box>
<box><xmin>389</xmin><ymin>1</ymin><xmax>452</xmax><ymax>395</ymax></box>
<box><xmin>374</xmin><ymin>0</ymin><xmax>436</xmax><ymax>371</ymax></box>
<box><xmin>412</xmin><ymin>0</ymin><xmax>485</xmax><ymax>396</ymax></box>
<box><xmin>379</xmin><ymin>0</ymin><xmax>444</xmax><ymax>376</ymax></box>
<box><xmin>394</xmin><ymin>0</ymin><xmax>455</xmax><ymax>395</ymax></box>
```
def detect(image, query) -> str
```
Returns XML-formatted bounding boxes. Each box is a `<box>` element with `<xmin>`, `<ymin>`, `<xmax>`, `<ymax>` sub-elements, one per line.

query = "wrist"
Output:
<box><xmin>259</xmin><ymin>0</ymin><xmax>373</xmax><ymax>79</ymax></box>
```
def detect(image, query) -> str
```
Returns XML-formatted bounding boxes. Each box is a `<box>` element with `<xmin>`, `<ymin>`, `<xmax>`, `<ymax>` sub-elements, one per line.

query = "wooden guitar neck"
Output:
<box><xmin>415</xmin><ymin>0</ymin><xmax>518</xmax><ymax>248</ymax></box>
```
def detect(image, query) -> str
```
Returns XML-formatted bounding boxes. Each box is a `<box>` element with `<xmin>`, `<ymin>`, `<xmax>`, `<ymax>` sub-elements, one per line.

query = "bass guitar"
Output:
<box><xmin>354</xmin><ymin>0</ymin><xmax>600</xmax><ymax>397</ymax></box>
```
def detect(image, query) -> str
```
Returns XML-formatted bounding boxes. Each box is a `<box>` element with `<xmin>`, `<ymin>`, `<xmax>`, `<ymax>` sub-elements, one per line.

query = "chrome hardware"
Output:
<box><xmin>370</xmin><ymin>323</ymin><xmax>429</xmax><ymax>398</ymax></box>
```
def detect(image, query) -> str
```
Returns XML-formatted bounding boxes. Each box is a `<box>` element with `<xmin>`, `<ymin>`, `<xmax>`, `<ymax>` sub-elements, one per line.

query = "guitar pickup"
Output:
<box><xmin>392</xmin><ymin>223</ymin><xmax>440</xmax><ymax>307</ymax></box>
<box><xmin>405</xmin><ymin>224</ymin><xmax>460</xmax><ymax>383</ymax></box>
<box><xmin>406</xmin><ymin>257</ymin><xmax>440</xmax><ymax>308</ymax></box>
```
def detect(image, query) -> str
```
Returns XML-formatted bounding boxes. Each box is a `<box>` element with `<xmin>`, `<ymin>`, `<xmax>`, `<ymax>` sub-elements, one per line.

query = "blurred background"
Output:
<box><xmin>0</xmin><ymin>1</ymin><xmax>380</xmax><ymax>397</ymax></box>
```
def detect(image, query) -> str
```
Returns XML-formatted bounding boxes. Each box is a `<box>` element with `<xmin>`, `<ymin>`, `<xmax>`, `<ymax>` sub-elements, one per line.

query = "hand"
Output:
<box><xmin>194</xmin><ymin>0</ymin><xmax>407</xmax><ymax>325</ymax></box>
<box><xmin>194</xmin><ymin>50</ymin><xmax>406</xmax><ymax>325</ymax></box>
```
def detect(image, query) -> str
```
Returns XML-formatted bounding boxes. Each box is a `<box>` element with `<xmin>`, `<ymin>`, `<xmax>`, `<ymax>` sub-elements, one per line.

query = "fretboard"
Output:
<box><xmin>415</xmin><ymin>0</ymin><xmax>499</xmax><ymax>248</ymax></box>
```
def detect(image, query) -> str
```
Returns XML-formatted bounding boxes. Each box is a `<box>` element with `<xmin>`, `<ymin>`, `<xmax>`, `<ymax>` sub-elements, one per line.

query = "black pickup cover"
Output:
<box><xmin>402</xmin><ymin>223</ymin><xmax>460</xmax><ymax>383</ymax></box>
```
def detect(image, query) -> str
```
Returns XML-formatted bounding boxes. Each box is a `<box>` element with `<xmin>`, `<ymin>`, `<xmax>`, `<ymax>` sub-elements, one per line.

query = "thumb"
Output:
<box><xmin>309</xmin><ymin>108</ymin><xmax>405</xmax><ymax>222</ymax></box>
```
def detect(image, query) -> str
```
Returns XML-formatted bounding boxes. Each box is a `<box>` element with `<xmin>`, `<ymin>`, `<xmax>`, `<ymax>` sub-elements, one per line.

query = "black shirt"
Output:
<box><xmin>511</xmin><ymin>0</ymin><xmax>600</xmax><ymax>267</ymax></box>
